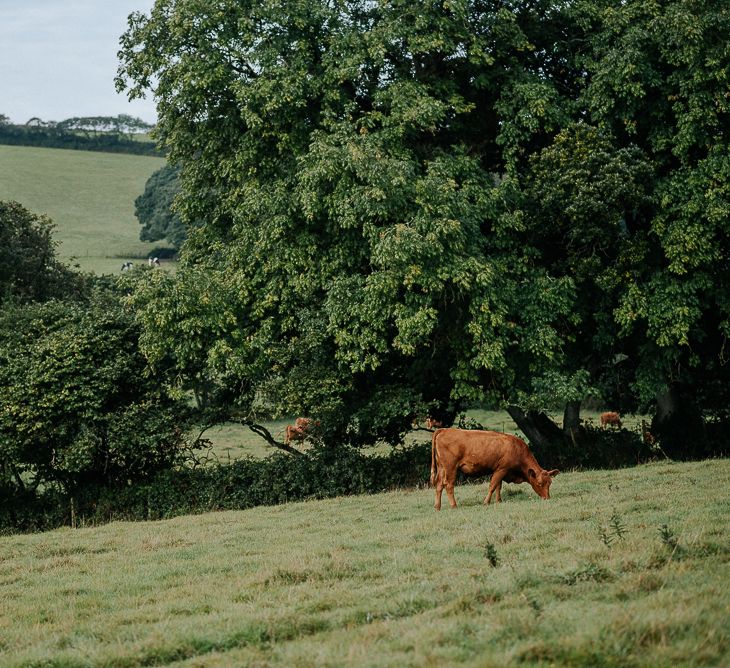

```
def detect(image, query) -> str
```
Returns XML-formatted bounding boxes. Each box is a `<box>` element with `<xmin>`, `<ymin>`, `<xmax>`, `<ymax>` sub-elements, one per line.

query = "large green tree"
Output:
<box><xmin>117</xmin><ymin>0</ymin><xmax>729</xmax><ymax>452</ymax></box>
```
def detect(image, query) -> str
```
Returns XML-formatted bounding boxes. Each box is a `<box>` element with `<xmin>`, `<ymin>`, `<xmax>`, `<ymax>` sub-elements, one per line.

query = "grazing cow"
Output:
<box><xmin>285</xmin><ymin>417</ymin><xmax>316</xmax><ymax>444</ymax></box>
<box><xmin>600</xmin><ymin>411</ymin><xmax>622</xmax><ymax>428</ymax></box>
<box><xmin>641</xmin><ymin>420</ymin><xmax>656</xmax><ymax>446</ymax></box>
<box><xmin>425</xmin><ymin>417</ymin><xmax>444</xmax><ymax>430</ymax></box>
<box><xmin>430</xmin><ymin>428</ymin><xmax>559</xmax><ymax>510</ymax></box>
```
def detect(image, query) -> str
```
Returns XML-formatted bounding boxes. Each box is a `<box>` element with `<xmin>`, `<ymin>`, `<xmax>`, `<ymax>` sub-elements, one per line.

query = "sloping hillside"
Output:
<box><xmin>1</xmin><ymin>459</ymin><xmax>728</xmax><ymax>666</ymax></box>
<box><xmin>0</xmin><ymin>144</ymin><xmax>165</xmax><ymax>273</ymax></box>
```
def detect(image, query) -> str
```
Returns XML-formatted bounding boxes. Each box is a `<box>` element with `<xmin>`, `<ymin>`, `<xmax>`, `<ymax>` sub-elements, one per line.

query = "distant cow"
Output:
<box><xmin>600</xmin><ymin>411</ymin><xmax>622</xmax><ymax>428</ymax></box>
<box><xmin>641</xmin><ymin>420</ymin><xmax>656</xmax><ymax>446</ymax></box>
<box><xmin>285</xmin><ymin>417</ymin><xmax>316</xmax><ymax>445</ymax></box>
<box><xmin>430</xmin><ymin>428</ymin><xmax>559</xmax><ymax>510</ymax></box>
<box><xmin>425</xmin><ymin>417</ymin><xmax>444</xmax><ymax>430</ymax></box>
<box><xmin>413</xmin><ymin>416</ymin><xmax>444</xmax><ymax>430</ymax></box>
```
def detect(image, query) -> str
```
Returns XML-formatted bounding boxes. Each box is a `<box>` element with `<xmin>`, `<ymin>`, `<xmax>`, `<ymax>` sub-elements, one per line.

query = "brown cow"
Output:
<box><xmin>285</xmin><ymin>417</ymin><xmax>315</xmax><ymax>445</ymax></box>
<box><xmin>425</xmin><ymin>416</ymin><xmax>444</xmax><ymax>430</ymax></box>
<box><xmin>641</xmin><ymin>420</ymin><xmax>655</xmax><ymax>446</ymax></box>
<box><xmin>600</xmin><ymin>411</ymin><xmax>622</xmax><ymax>428</ymax></box>
<box><xmin>430</xmin><ymin>428</ymin><xmax>559</xmax><ymax>510</ymax></box>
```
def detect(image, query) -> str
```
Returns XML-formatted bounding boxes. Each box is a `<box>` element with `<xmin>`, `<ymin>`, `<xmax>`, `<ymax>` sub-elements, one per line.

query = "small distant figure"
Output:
<box><xmin>413</xmin><ymin>415</ymin><xmax>445</xmax><ymax>430</ymax></box>
<box><xmin>425</xmin><ymin>416</ymin><xmax>444</xmax><ymax>430</ymax></box>
<box><xmin>121</xmin><ymin>262</ymin><xmax>133</xmax><ymax>271</ymax></box>
<box><xmin>148</xmin><ymin>257</ymin><xmax>161</xmax><ymax>267</ymax></box>
<box><xmin>284</xmin><ymin>417</ymin><xmax>320</xmax><ymax>444</ymax></box>
<box><xmin>600</xmin><ymin>411</ymin><xmax>622</xmax><ymax>428</ymax></box>
<box><xmin>641</xmin><ymin>420</ymin><xmax>656</xmax><ymax>446</ymax></box>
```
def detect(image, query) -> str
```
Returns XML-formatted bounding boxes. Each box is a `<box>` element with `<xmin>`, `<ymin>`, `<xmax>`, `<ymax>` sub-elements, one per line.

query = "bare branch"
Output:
<box><xmin>241</xmin><ymin>420</ymin><xmax>304</xmax><ymax>455</ymax></box>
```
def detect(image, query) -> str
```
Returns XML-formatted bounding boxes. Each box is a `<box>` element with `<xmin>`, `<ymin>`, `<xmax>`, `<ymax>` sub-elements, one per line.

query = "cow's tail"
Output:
<box><xmin>430</xmin><ymin>429</ymin><xmax>439</xmax><ymax>487</ymax></box>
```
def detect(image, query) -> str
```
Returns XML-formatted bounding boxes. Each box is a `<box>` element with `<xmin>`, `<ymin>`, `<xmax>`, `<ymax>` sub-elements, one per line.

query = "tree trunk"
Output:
<box><xmin>651</xmin><ymin>386</ymin><xmax>704</xmax><ymax>459</ymax></box>
<box><xmin>507</xmin><ymin>405</ymin><xmax>564</xmax><ymax>450</ymax></box>
<box><xmin>563</xmin><ymin>401</ymin><xmax>581</xmax><ymax>440</ymax></box>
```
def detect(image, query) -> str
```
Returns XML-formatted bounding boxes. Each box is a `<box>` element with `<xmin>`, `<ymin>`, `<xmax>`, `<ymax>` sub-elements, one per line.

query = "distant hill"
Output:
<box><xmin>0</xmin><ymin>145</ymin><xmax>167</xmax><ymax>274</ymax></box>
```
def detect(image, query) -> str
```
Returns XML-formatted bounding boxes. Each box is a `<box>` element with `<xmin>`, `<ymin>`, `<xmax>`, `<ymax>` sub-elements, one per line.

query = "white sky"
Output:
<box><xmin>0</xmin><ymin>0</ymin><xmax>158</xmax><ymax>125</ymax></box>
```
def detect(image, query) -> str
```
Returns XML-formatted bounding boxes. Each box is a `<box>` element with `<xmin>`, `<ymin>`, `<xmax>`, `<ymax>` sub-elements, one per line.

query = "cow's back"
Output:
<box><xmin>434</xmin><ymin>428</ymin><xmax>530</xmax><ymax>476</ymax></box>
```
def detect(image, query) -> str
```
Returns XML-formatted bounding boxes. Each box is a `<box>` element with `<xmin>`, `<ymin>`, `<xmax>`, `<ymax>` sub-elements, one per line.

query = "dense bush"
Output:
<box><xmin>529</xmin><ymin>425</ymin><xmax>657</xmax><ymax>472</ymax></box>
<box><xmin>0</xmin><ymin>442</ymin><xmax>433</xmax><ymax>533</ymax></box>
<box><xmin>0</xmin><ymin>295</ymin><xmax>195</xmax><ymax>497</ymax></box>
<box><xmin>136</xmin><ymin>164</ymin><xmax>187</xmax><ymax>249</ymax></box>
<box><xmin>0</xmin><ymin>200</ymin><xmax>83</xmax><ymax>304</ymax></box>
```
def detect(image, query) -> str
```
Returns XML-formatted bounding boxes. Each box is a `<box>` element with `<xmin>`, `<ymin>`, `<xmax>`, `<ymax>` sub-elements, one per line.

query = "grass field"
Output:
<box><xmin>201</xmin><ymin>409</ymin><xmax>650</xmax><ymax>462</ymax></box>
<box><xmin>0</xmin><ymin>144</ymin><xmax>167</xmax><ymax>274</ymax></box>
<box><xmin>0</xmin><ymin>459</ymin><xmax>727</xmax><ymax>666</ymax></box>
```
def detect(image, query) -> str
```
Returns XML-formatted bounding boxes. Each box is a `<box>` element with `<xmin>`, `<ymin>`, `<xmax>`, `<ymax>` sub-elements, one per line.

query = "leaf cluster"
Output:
<box><xmin>116</xmin><ymin>0</ymin><xmax>730</xmax><ymax>445</ymax></box>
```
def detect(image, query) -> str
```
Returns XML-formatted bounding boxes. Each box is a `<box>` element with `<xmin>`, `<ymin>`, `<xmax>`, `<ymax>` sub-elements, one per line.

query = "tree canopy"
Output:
<box><xmin>0</xmin><ymin>202</ymin><xmax>196</xmax><ymax>496</ymax></box>
<box><xmin>117</xmin><ymin>0</ymin><xmax>730</xmax><ymax>451</ymax></box>
<box><xmin>135</xmin><ymin>163</ymin><xmax>187</xmax><ymax>248</ymax></box>
<box><xmin>0</xmin><ymin>200</ymin><xmax>82</xmax><ymax>304</ymax></box>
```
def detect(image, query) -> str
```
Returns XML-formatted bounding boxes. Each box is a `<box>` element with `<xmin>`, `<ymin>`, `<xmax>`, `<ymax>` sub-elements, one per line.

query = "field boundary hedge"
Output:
<box><xmin>0</xmin><ymin>125</ymin><xmax>161</xmax><ymax>156</ymax></box>
<box><xmin>2</xmin><ymin>427</ymin><xmax>663</xmax><ymax>534</ymax></box>
<box><xmin>1</xmin><ymin>443</ymin><xmax>432</xmax><ymax>533</ymax></box>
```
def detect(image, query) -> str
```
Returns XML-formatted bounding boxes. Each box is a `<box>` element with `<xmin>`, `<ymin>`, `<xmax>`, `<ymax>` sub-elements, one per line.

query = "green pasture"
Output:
<box><xmin>0</xmin><ymin>144</ymin><xmax>167</xmax><ymax>274</ymax></box>
<box><xmin>1</xmin><ymin>459</ymin><xmax>727</xmax><ymax>666</ymax></box>
<box><xmin>200</xmin><ymin>409</ymin><xmax>649</xmax><ymax>463</ymax></box>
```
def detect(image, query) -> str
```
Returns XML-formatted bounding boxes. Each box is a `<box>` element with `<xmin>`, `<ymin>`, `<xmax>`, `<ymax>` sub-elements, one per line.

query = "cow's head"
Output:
<box><xmin>528</xmin><ymin>468</ymin><xmax>559</xmax><ymax>499</ymax></box>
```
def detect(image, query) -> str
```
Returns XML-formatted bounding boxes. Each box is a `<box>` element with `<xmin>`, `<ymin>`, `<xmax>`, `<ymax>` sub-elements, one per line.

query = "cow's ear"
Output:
<box><xmin>528</xmin><ymin>468</ymin><xmax>537</xmax><ymax>480</ymax></box>
<box><xmin>547</xmin><ymin>469</ymin><xmax>559</xmax><ymax>477</ymax></box>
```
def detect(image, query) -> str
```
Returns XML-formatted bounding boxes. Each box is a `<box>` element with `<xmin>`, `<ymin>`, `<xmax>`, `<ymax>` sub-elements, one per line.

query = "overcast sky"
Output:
<box><xmin>0</xmin><ymin>0</ymin><xmax>158</xmax><ymax>125</ymax></box>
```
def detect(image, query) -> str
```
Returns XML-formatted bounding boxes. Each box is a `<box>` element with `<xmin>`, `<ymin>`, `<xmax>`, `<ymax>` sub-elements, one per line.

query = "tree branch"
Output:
<box><xmin>241</xmin><ymin>420</ymin><xmax>304</xmax><ymax>455</ymax></box>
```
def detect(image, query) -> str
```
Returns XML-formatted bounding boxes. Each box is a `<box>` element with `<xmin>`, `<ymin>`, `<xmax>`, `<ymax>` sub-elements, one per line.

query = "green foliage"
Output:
<box><xmin>599</xmin><ymin>510</ymin><xmax>628</xmax><ymax>548</ymax></box>
<box><xmin>135</xmin><ymin>163</ymin><xmax>187</xmax><ymax>248</ymax></box>
<box><xmin>529</xmin><ymin>423</ymin><xmax>655</xmax><ymax>471</ymax></box>
<box><xmin>1</xmin><ymin>442</ymin><xmax>432</xmax><ymax>532</ymax></box>
<box><xmin>116</xmin><ymin>0</ymin><xmax>586</xmax><ymax>442</ymax></box>
<box><xmin>116</xmin><ymin>0</ymin><xmax>730</xmax><ymax>453</ymax></box>
<box><xmin>0</xmin><ymin>200</ymin><xmax>81</xmax><ymax>304</ymax></box>
<box><xmin>0</xmin><ymin>293</ymin><xmax>194</xmax><ymax>495</ymax></box>
<box><xmin>484</xmin><ymin>541</ymin><xmax>500</xmax><ymax>568</ymax></box>
<box><xmin>658</xmin><ymin>523</ymin><xmax>679</xmax><ymax>551</ymax></box>
<box><xmin>55</xmin><ymin>114</ymin><xmax>154</xmax><ymax>139</ymax></box>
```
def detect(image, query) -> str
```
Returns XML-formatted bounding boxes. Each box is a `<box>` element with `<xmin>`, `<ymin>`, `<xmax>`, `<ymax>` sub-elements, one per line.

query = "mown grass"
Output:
<box><xmin>1</xmin><ymin>459</ymin><xmax>727</xmax><ymax>667</ymax></box>
<box><xmin>0</xmin><ymin>145</ymin><xmax>167</xmax><ymax>274</ymax></box>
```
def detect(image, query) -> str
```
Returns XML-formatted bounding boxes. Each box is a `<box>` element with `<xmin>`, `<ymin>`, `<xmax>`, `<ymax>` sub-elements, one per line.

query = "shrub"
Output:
<box><xmin>529</xmin><ymin>424</ymin><xmax>655</xmax><ymax>471</ymax></box>
<box><xmin>1</xmin><ymin>442</ymin><xmax>432</xmax><ymax>532</ymax></box>
<box><xmin>0</xmin><ymin>297</ymin><xmax>195</xmax><ymax>497</ymax></box>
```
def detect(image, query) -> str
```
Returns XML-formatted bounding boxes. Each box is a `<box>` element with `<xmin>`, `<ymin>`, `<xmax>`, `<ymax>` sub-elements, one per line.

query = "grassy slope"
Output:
<box><xmin>0</xmin><ymin>145</ymin><xmax>166</xmax><ymax>274</ymax></box>
<box><xmin>1</xmin><ymin>459</ymin><xmax>728</xmax><ymax>667</ymax></box>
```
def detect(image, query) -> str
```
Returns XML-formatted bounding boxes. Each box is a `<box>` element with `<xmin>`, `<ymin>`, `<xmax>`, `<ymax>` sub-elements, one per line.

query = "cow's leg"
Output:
<box><xmin>485</xmin><ymin>471</ymin><xmax>507</xmax><ymax>505</ymax></box>
<box><xmin>445</xmin><ymin>469</ymin><xmax>458</xmax><ymax>508</ymax></box>
<box><xmin>434</xmin><ymin>478</ymin><xmax>444</xmax><ymax>511</ymax></box>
